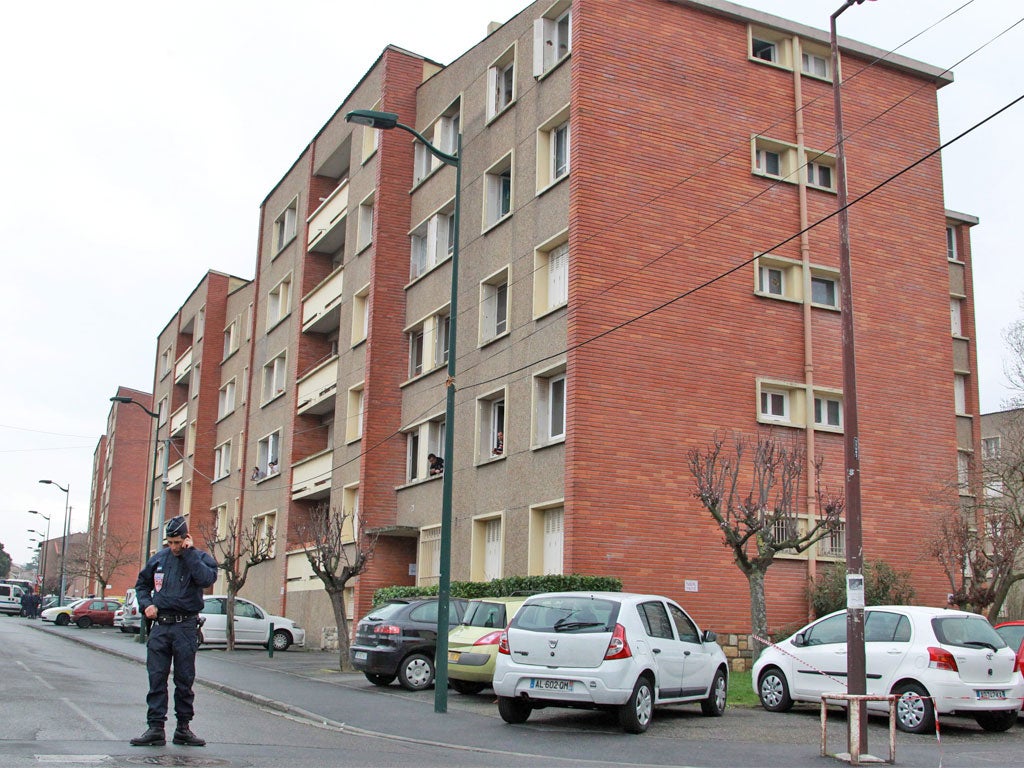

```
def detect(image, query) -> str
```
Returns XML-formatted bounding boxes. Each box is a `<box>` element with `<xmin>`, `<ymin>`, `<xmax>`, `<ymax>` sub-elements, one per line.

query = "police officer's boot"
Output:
<box><xmin>129</xmin><ymin>725</ymin><xmax>166</xmax><ymax>746</ymax></box>
<box><xmin>172</xmin><ymin>722</ymin><xmax>206</xmax><ymax>747</ymax></box>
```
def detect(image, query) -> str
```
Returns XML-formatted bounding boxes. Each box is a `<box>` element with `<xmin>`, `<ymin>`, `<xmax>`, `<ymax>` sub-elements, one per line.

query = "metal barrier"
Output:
<box><xmin>820</xmin><ymin>693</ymin><xmax>898</xmax><ymax>765</ymax></box>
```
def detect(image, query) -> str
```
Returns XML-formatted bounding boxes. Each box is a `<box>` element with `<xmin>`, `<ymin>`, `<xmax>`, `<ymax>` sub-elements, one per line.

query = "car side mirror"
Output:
<box><xmin>792</xmin><ymin>632</ymin><xmax>806</xmax><ymax>647</ymax></box>
<box><xmin>702</xmin><ymin>629</ymin><xmax>717</xmax><ymax>643</ymax></box>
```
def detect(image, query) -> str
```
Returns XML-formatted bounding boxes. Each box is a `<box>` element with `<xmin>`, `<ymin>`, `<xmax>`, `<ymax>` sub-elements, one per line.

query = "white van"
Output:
<box><xmin>0</xmin><ymin>583</ymin><xmax>25</xmax><ymax>616</ymax></box>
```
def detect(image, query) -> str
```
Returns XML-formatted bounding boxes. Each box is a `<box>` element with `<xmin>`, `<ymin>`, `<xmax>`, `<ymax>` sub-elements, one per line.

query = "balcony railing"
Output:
<box><xmin>302</xmin><ymin>266</ymin><xmax>344</xmax><ymax>334</ymax></box>
<box><xmin>166</xmin><ymin>459</ymin><xmax>184</xmax><ymax>490</ymax></box>
<box><xmin>174</xmin><ymin>346</ymin><xmax>193</xmax><ymax>384</ymax></box>
<box><xmin>296</xmin><ymin>357</ymin><xmax>338</xmax><ymax>416</ymax></box>
<box><xmin>307</xmin><ymin>180</ymin><xmax>349</xmax><ymax>254</ymax></box>
<box><xmin>169</xmin><ymin>403</ymin><xmax>189</xmax><ymax>436</ymax></box>
<box><xmin>291</xmin><ymin>449</ymin><xmax>332</xmax><ymax>501</ymax></box>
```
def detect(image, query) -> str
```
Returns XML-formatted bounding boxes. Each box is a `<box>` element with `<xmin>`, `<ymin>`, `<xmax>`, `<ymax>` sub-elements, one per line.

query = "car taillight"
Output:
<box><xmin>474</xmin><ymin>630</ymin><xmax>503</xmax><ymax>646</ymax></box>
<box><xmin>928</xmin><ymin>646</ymin><xmax>958</xmax><ymax>672</ymax></box>
<box><xmin>498</xmin><ymin>630</ymin><xmax>510</xmax><ymax>655</ymax></box>
<box><xmin>605</xmin><ymin>624</ymin><xmax>632</xmax><ymax>660</ymax></box>
<box><xmin>374</xmin><ymin>624</ymin><xmax>401</xmax><ymax>635</ymax></box>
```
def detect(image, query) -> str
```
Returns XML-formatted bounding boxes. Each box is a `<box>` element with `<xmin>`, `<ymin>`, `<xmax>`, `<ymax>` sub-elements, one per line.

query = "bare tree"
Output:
<box><xmin>296</xmin><ymin>502</ymin><xmax>378</xmax><ymax>671</ymax></box>
<box><xmin>932</xmin><ymin>412</ymin><xmax>1024</xmax><ymax>618</ymax></box>
<box><xmin>1004</xmin><ymin>306</ymin><xmax>1024</xmax><ymax>407</ymax></box>
<box><xmin>65</xmin><ymin>532</ymin><xmax>137</xmax><ymax>597</ymax></box>
<box><xmin>198</xmin><ymin>518</ymin><xmax>275</xmax><ymax>651</ymax></box>
<box><xmin>688</xmin><ymin>432</ymin><xmax>844</xmax><ymax>656</ymax></box>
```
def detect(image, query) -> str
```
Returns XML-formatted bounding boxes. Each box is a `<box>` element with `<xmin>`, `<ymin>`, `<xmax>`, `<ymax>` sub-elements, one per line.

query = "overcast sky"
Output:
<box><xmin>2</xmin><ymin>0</ymin><xmax>1021</xmax><ymax>568</ymax></box>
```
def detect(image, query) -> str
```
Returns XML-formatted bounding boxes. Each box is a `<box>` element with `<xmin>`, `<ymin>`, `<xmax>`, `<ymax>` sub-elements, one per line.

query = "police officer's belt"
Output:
<box><xmin>155</xmin><ymin>613</ymin><xmax>198</xmax><ymax>624</ymax></box>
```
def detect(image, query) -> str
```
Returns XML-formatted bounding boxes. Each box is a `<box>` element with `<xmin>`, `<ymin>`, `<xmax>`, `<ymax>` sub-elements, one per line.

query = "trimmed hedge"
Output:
<box><xmin>372</xmin><ymin>574</ymin><xmax>622</xmax><ymax>606</ymax></box>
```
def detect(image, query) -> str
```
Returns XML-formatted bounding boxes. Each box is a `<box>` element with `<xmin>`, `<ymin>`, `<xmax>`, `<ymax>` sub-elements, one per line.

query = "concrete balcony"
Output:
<box><xmin>291</xmin><ymin>449</ymin><xmax>332</xmax><ymax>501</ymax></box>
<box><xmin>296</xmin><ymin>357</ymin><xmax>338</xmax><ymax>416</ymax></box>
<box><xmin>174</xmin><ymin>346</ymin><xmax>193</xmax><ymax>384</ymax></box>
<box><xmin>166</xmin><ymin>459</ymin><xmax>184</xmax><ymax>490</ymax></box>
<box><xmin>302</xmin><ymin>266</ymin><xmax>344</xmax><ymax>334</ymax></box>
<box><xmin>307</xmin><ymin>181</ymin><xmax>349</xmax><ymax>255</ymax></box>
<box><xmin>169</xmin><ymin>403</ymin><xmax>188</xmax><ymax>436</ymax></box>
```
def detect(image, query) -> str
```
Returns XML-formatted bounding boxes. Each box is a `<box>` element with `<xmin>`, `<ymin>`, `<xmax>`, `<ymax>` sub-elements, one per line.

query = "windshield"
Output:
<box><xmin>932</xmin><ymin>616</ymin><xmax>1007</xmax><ymax>651</ymax></box>
<box><xmin>511</xmin><ymin>596</ymin><xmax>618</xmax><ymax>633</ymax></box>
<box><xmin>462</xmin><ymin>601</ymin><xmax>507</xmax><ymax>628</ymax></box>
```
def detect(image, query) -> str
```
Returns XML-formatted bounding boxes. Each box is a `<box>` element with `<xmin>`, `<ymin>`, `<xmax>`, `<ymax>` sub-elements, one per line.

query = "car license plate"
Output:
<box><xmin>354</xmin><ymin>651</ymin><xmax>367</xmax><ymax>661</ymax></box>
<box><xmin>448</xmin><ymin>651</ymin><xmax>461</xmax><ymax>663</ymax></box>
<box><xmin>530</xmin><ymin>678</ymin><xmax>573</xmax><ymax>691</ymax></box>
<box><xmin>976</xmin><ymin>689</ymin><xmax>1006</xmax><ymax>700</ymax></box>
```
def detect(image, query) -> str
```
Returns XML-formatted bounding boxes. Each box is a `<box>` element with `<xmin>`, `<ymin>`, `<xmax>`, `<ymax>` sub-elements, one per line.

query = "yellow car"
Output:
<box><xmin>447</xmin><ymin>596</ymin><xmax>530</xmax><ymax>694</ymax></box>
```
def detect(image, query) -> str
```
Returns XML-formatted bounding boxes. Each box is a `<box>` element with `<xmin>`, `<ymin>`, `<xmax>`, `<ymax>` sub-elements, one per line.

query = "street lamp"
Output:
<box><xmin>110</xmin><ymin>396</ymin><xmax>165</xmax><ymax>563</ymax></box>
<box><xmin>830</xmin><ymin>0</ymin><xmax>876</xmax><ymax>757</ymax></box>
<box><xmin>28</xmin><ymin>509</ymin><xmax>51</xmax><ymax>591</ymax></box>
<box><xmin>345</xmin><ymin>108</ymin><xmax>461</xmax><ymax>714</ymax></box>
<box><xmin>39</xmin><ymin>480</ymin><xmax>71</xmax><ymax>605</ymax></box>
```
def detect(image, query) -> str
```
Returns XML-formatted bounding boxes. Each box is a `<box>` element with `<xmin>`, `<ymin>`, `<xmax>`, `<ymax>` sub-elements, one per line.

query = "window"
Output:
<box><xmin>477</xmin><ymin>390</ymin><xmax>506</xmax><ymax>462</ymax></box>
<box><xmin>528</xmin><ymin>503</ymin><xmax>564</xmax><ymax>575</ymax></box>
<box><xmin>262</xmin><ymin>352</ymin><xmax>287</xmax><ymax>403</ymax></box>
<box><xmin>480</xmin><ymin>267</ymin><xmax>509</xmax><ymax>343</ymax></box>
<box><xmin>360</xmin><ymin>100</ymin><xmax>382</xmax><ymax>161</ymax></box>
<box><xmin>409</xmin><ymin>327</ymin><xmax>424</xmax><ymax>377</ymax></box>
<box><xmin>483</xmin><ymin>153</ymin><xmax>513</xmax><ymax>229</ymax></box>
<box><xmin>254</xmin><ymin>511</ymin><xmax>277</xmax><ymax>558</ymax></box>
<box><xmin>534</xmin><ymin>235</ymin><xmax>568</xmax><ymax>316</ymax></box>
<box><xmin>761</xmin><ymin>389</ymin><xmax>789</xmax><ymax>422</ymax></box>
<box><xmin>351</xmin><ymin>284</ymin><xmax>370</xmax><ymax>345</ymax></box>
<box><xmin>406</xmin><ymin>308</ymin><xmax>450</xmax><ymax>378</ymax></box>
<box><xmin>191</xmin><ymin>362</ymin><xmax>201</xmax><ymax>399</ymax></box>
<box><xmin>412</xmin><ymin>101</ymin><xmax>461</xmax><ymax>184</ymax></box>
<box><xmin>534</xmin><ymin>1</ymin><xmax>571</xmax><ymax>75</ymax></box>
<box><xmin>804</xmin><ymin>614</ymin><xmax>848</xmax><ymax>646</ymax></box>
<box><xmin>346</xmin><ymin>383</ymin><xmax>365</xmax><ymax>442</ymax></box>
<box><xmin>435</xmin><ymin>313</ymin><xmax>450</xmax><ymax>367</ymax></box>
<box><xmin>160</xmin><ymin>348</ymin><xmax>172</xmax><ymax>377</ymax></box>
<box><xmin>405</xmin><ymin>415</ymin><xmax>446</xmax><ymax>481</ymax></box>
<box><xmin>950</xmin><ymin>298</ymin><xmax>963</xmax><ymax>336</ymax></box>
<box><xmin>819</xmin><ymin>522</ymin><xmax>845</xmax><ymax>558</ymax></box>
<box><xmin>487</xmin><ymin>46</ymin><xmax>516</xmax><ymax>120</ymax></box>
<box><xmin>811</xmin><ymin>276</ymin><xmax>838</xmax><ymax>307</ymax></box>
<box><xmin>982</xmin><ymin>436</ymin><xmax>1001</xmax><ymax>460</ymax></box>
<box><xmin>751</xmin><ymin>37</ymin><xmax>777</xmax><ymax>63</ymax></box>
<box><xmin>954</xmin><ymin>374</ymin><xmax>967</xmax><ymax>415</ymax></box>
<box><xmin>223</xmin><ymin>321</ymin><xmax>238</xmax><ymax>360</ymax></box>
<box><xmin>814</xmin><ymin>396</ymin><xmax>842</xmax><ymax>428</ymax></box>
<box><xmin>471</xmin><ymin>515</ymin><xmax>503</xmax><ymax>581</ymax></box>
<box><xmin>418</xmin><ymin>526</ymin><xmax>441</xmax><ymax>586</ymax></box>
<box><xmin>257</xmin><ymin>431</ymin><xmax>281</xmax><ymax>477</ymax></box>
<box><xmin>753</xmin><ymin>137</ymin><xmax>835</xmax><ymax>191</ymax></box>
<box><xmin>957</xmin><ymin>451</ymin><xmax>971</xmax><ymax>491</ymax></box>
<box><xmin>413</xmin><ymin>142</ymin><xmax>433</xmax><ymax>186</ymax></box>
<box><xmin>266</xmin><ymin>275</ymin><xmax>292</xmax><ymax>330</ymax></box>
<box><xmin>357</xmin><ymin>194</ymin><xmax>374</xmax><ymax>252</ymax></box>
<box><xmin>273</xmin><ymin>201</ymin><xmax>298</xmax><ymax>254</ymax></box>
<box><xmin>409</xmin><ymin>207</ymin><xmax>454</xmax><ymax>279</ymax></box>
<box><xmin>341</xmin><ymin>484</ymin><xmax>359</xmax><ymax>543</ymax></box>
<box><xmin>756</xmin><ymin>148</ymin><xmax>781</xmax><ymax>177</ymax></box>
<box><xmin>157</xmin><ymin>397</ymin><xmax>168</xmax><ymax>426</ymax></box>
<box><xmin>533</xmin><ymin>364</ymin><xmax>566</xmax><ymax>447</ymax></box>
<box><xmin>213</xmin><ymin>504</ymin><xmax>228</xmax><ymax>540</ymax></box>
<box><xmin>759</xmin><ymin>265</ymin><xmax>784</xmax><ymax>296</ymax></box>
<box><xmin>946</xmin><ymin>225</ymin><xmax>959</xmax><ymax>261</ymax></box>
<box><xmin>536</xmin><ymin>105</ymin><xmax>570</xmax><ymax>191</ymax></box>
<box><xmin>806</xmin><ymin>159</ymin><xmax>833</xmax><ymax>190</ymax></box>
<box><xmin>801</xmin><ymin>51</ymin><xmax>829</xmax><ymax>79</ymax></box>
<box><xmin>749</xmin><ymin>27</ymin><xmax>792</xmax><ymax>69</ymax></box>
<box><xmin>214</xmin><ymin>440</ymin><xmax>232</xmax><ymax>481</ymax></box>
<box><xmin>217</xmin><ymin>379</ymin><xmax>236</xmax><ymax>420</ymax></box>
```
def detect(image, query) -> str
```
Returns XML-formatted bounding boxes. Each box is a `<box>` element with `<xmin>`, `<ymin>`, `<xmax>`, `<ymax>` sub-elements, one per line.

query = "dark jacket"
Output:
<box><xmin>135</xmin><ymin>546</ymin><xmax>218</xmax><ymax>615</ymax></box>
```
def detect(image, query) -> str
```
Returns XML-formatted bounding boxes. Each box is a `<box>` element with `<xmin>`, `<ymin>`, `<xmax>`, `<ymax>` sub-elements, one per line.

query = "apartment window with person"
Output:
<box><xmin>405</xmin><ymin>416</ymin><xmax>446</xmax><ymax>481</ymax></box>
<box><xmin>273</xmin><ymin>200</ymin><xmax>298</xmax><ymax>255</ymax></box>
<box><xmin>477</xmin><ymin>390</ymin><xmax>506</xmax><ymax>462</ymax></box>
<box><xmin>480</xmin><ymin>267</ymin><xmax>509</xmax><ymax>342</ymax></box>
<box><xmin>533</xmin><ymin>1</ymin><xmax>572</xmax><ymax>76</ymax></box>
<box><xmin>483</xmin><ymin>153</ymin><xmax>513</xmax><ymax>229</ymax></box>
<box><xmin>257</xmin><ymin>431</ymin><xmax>281</xmax><ymax>477</ymax></box>
<box><xmin>487</xmin><ymin>46</ymin><xmax>516</xmax><ymax>120</ymax></box>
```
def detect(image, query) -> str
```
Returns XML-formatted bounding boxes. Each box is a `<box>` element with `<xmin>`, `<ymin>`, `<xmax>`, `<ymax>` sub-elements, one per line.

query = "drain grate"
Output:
<box><xmin>117</xmin><ymin>756</ymin><xmax>234</xmax><ymax>767</ymax></box>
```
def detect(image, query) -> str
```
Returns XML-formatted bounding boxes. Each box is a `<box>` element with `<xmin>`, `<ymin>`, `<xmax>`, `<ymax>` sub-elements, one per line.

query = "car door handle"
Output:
<box><xmin>887</xmin><ymin>650</ymin><xmax>902</xmax><ymax>655</ymax></box>
<box><xmin>653</xmin><ymin>648</ymin><xmax>661</xmax><ymax>654</ymax></box>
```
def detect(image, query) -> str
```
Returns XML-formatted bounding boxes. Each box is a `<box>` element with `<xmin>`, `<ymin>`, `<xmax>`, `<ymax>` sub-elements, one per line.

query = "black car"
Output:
<box><xmin>350</xmin><ymin>597</ymin><xmax>468</xmax><ymax>690</ymax></box>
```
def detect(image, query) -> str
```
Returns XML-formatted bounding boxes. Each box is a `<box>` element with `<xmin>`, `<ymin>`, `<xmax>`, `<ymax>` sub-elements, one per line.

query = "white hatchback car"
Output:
<box><xmin>492</xmin><ymin>591</ymin><xmax>728</xmax><ymax>733</ymax></box>
<box><xmin>199</xmin><ymin>595</ymin><xmax>305</xmax><ymax>651</ymax></box>
<box><xmin>753</xmin><ymin>605</ymin><xmax>1024</xmax><ymax>733</ymax></box>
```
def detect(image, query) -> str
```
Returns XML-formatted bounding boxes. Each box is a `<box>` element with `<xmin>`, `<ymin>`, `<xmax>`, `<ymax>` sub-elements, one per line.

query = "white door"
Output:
<box><xmin>637</xmin><ymin>600</ymin><xmax>685</xmax><ymax>699</ymax></box>
<box><xmin>789</xmin><ymin>614</ymin><xmax>849</xmax><ymax>702</ymax></box>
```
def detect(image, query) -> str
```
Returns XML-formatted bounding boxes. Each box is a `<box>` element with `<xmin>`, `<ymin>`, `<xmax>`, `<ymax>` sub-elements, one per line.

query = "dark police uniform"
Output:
<box><xmin>132</xmin><ymin>516</ymin><xmax>218</xmax><ymax>746</ymax></box>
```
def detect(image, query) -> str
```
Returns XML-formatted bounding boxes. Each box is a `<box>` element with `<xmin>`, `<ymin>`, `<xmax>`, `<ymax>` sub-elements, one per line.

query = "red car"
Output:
<box><xmin>993</xmin><ymin>620</ymin><xmax>1024</xmax><ymax>712</ymax></box>
<box><xmin>71</xmin><ymin>598</ymin><xmax>122</xmax><ymax>628</ymax></box>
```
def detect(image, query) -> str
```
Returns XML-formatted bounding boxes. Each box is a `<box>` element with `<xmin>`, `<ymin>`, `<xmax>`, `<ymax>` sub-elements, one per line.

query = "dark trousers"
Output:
<box><xmin>145</xmin><ymin>619</ymin><xmax>198</xmax><ymax>727</ymax></box>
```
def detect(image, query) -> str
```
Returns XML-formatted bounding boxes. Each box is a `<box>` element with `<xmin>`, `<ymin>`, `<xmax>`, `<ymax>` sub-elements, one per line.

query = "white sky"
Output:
<box><xmin>2</xmin><ymin>0</ymin><xmax>1021</xmax><ymax>567</ymax></box>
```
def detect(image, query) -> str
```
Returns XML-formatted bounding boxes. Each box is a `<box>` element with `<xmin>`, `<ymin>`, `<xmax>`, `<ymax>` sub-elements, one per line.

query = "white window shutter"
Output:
<box><xmin>533</xmin><ymin>18</ymin><xmax>546</xmax><ymax>76</ymax></box>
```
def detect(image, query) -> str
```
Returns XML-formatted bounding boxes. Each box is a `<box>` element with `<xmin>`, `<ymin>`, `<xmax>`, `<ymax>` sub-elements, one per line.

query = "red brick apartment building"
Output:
<box><xmin>136</xmin><ymin>0</ymin><xmax>982</xmax><ymax>646</ymax></box>
<box><xmin>83</xmin><ymin>386</ymin><xmax>155</xmax><ymax>596</ymax></box>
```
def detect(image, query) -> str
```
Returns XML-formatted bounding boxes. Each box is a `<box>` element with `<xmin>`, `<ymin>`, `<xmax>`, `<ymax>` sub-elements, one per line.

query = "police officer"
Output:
<box><xmin>130</xmin><ymin>516</ymin><xmax>218</xmax><ymax>747</ymax></box>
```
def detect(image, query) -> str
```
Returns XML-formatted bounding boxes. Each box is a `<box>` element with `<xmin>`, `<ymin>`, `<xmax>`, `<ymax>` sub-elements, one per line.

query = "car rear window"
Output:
<box><xmin>511</xmin><ymin>596</ymin><xmax>618</xmax><ymax>633</ymax></box>
<box><xmin>932</xmin><ymin>616</ymin><xmax>1007</xmax><ymax>650</ymax></box>
<box><xmin>462</xmin><ymin>601</ymin><xmax>507</xmax><ymax>628</ymax></box>
<box><xmin>365</xmin><ymin>601</ymin><xmax>411</xmax><ymax>621</ymax></box>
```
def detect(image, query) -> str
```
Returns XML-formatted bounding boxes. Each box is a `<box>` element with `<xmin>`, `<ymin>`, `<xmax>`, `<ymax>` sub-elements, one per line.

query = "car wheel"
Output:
<box><xmin>450</xmin><ymin>679</ymin><xmax>486</xmax><ymax>695</ymax></box>
<box><xmin>893</xmin><ymin>682</ymin><xmax>934</xmax><ymax>734</ymax></box>
<box><xmin>974</xmin><ymin>709</ymin><xmax>1017</xmax><ymax>732</ymax></box>
<box><xmin>364</xmin><ymin>673</ymin><xmax>396</xmax><ymax>687</ymax></box>
<box><xmin>497</xmin><ymin>696</ymin><xmax>532</xmax><ymax>724</ymax></box>
<box><xmin>76</xmin><ymin>616</ymin><xmax>92</xmax><ymax>629</ymax></box>
<box><xmin>271</xmin><ymin>629</ymin><xmax>292</xmax><ymax>651</ymax></box>
<box><xmin>398</xmin><ymin>653</ymin><xmax>435</xmax><ymax>691</ymax></box>
<box><xmin>55</xmin><ymin>613</ymin><xmax>70</xmax><ymax>626</ymax></box>
<box><xmin>119</xmin><ymin>626</ymin><xmax>128</xmax><ymax>633</ymax></box>
<box><xmin>701</xmin><ymin>668</ymin><xmax>728</xmax><ymax>717</ymax></box>
<box><xmin>758</xmin><ymin>667</ymin><xmax>793</xmax><ymax>712</ymax></box>
<box><xmin>619</xmin><ymin>675</ymin><xmax>654</xmax><ymax>734</ymax></box>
